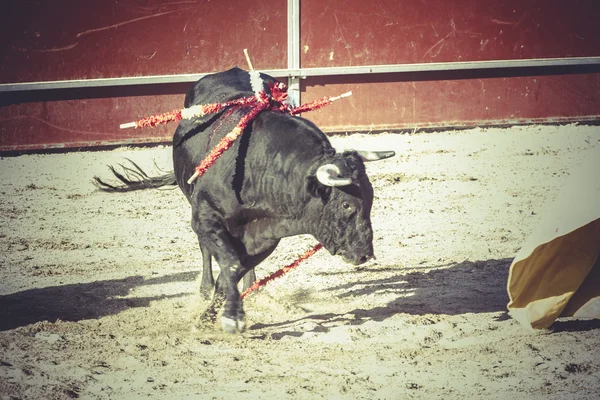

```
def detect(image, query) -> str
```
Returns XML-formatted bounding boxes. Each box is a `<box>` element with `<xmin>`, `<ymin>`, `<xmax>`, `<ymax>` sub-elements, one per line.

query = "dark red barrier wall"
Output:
<box><xmin>0</xmin><ymin>0</ymin><xmax>286</xmax><ymax>151</ymax></box>
<box><xmin>1</xmin><ymin>0</ymin><xmax>287</xmax><ymax>82</ymax></box>
<box><xmin>299</xmin><ymin>0</ymin><xmax>600</xmax><ymax>130</ymax></box>
<box><xmin>1</xmin><ymin>0</ymin><xmax>599</xmax><ymax>151</ymax></box>
<box><xmin>302</xmin><ymin>72</ymin><xmax>600</xmax><ymax>131</ymax></box>
<box><xmin>301</xmin><ymin>0</ymin><xmax>600</xmax><ymax>67</ymax></box>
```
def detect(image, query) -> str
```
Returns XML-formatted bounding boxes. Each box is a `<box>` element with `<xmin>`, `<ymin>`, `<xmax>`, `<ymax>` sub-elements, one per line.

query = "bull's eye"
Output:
<box><xmin>342</xmin><ymin>202</ymin><xmax>351</xmax><ymax>210</ymax></box>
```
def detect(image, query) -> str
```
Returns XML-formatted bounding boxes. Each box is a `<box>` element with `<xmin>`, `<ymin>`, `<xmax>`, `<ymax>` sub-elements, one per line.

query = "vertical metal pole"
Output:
<box><xmin>287</xmin><ymin>0</ymin><xmax>301</xmax><ymax>107</ymax></box>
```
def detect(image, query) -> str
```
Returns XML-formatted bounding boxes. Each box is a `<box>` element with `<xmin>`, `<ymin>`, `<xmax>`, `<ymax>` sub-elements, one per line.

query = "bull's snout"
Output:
<box><xmin>324</xmin><ymin>229</ymin><xmax>374</xmax><ymax>266</ymax></box>
<box><xmin>343</xmin><ymin>248</ymin><xmax>374</xmax><ymax>266</ymax></box>
<box><xmin>358</xmin><ymin>255</ymin><xmax>370</xmax><ymax>264</ymax></box>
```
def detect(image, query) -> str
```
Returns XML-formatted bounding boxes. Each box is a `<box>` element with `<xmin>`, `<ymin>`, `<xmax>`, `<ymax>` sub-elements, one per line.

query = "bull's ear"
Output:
<box><xmin>306</xmin><ymin>176</ymin><xmax>332</xmax><ymax>203</ymax></box>
<box><xmin>354</xmin><ymin>150</ymin><xmax>396</xmax><ymax>162</ymax></box>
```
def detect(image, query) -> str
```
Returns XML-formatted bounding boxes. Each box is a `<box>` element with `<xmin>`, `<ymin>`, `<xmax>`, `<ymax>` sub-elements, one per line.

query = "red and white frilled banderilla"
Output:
<box><xmin>120</xmin><ymin>76</ymin><xmax>351</xmax><ymax>184</ymax></box>
<box><xmin>118</xmin><ymin>67</ymin><xmax>350</xmax><ymax>298</ymax></box>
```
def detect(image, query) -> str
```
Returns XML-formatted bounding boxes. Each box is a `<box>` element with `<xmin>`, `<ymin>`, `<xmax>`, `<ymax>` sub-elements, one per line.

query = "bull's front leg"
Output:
<box><xmin>209</xmin><ymin>264</ymin><xmax>254</xmax><ymax>333</ymax></box>
<box><xmin>192</xmin><ymin>207</ymin><xmax>246</xmax><ymax>333</ymax></box>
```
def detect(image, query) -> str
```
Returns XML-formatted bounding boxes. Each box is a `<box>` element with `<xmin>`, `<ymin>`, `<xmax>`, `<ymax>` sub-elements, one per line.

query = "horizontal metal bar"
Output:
<box><xmin>4</xmin><ymin>114</ymin><xmax>599</xmax><ymax>153</ymax></box>
<box><xmin>296</xmin><ymin>56</ymin><xmax>600</xmax><ymax>77</ymax></box>
<box><xmin>0</xmin><ymin>70</ymin><xmax>291</xmax><ymax>93</ymax></box>
<box><xmin>2</xmin><ymin>57</ymin><xmax>600</xmax><ymax>93</ymax></box>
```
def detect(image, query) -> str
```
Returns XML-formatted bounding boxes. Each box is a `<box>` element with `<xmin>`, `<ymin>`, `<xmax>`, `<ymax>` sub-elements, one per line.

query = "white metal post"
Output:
<box><xmin>287</xmin><ymin>0</ymin><xmax>301</xmax><ymax>107</ymax></box>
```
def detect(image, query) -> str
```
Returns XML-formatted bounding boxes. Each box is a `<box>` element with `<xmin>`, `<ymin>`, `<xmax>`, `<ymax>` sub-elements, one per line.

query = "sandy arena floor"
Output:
<box><xmin>1</xmin><ymin>124</ymin><xmax>599</xmax><ymax>399</ymax></box>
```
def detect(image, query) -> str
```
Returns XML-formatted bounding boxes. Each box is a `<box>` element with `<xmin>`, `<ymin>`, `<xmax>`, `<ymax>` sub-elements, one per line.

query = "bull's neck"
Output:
<box><xmin>242</xmin><ymin>153</ymin><xmax>326</xmax><ymax>239</ymax></box>
<box><xmin>243</xmin><ymin>188</ymin><xmax>316</xmax><ymax>240</ymax></box>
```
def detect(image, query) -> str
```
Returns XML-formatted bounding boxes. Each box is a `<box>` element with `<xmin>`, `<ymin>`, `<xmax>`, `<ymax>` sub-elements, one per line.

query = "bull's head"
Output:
<box><xmin>307</xmin><ymin>150</ymin><xmax>395</xmax><ymax>265</ymax></box>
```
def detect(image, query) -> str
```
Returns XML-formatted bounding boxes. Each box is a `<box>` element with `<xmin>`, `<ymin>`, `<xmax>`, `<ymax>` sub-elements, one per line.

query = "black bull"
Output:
<box><xmin>94</xmin><ymin>67</ymin><xmax>394</xmax><ymax>333</ymax></box>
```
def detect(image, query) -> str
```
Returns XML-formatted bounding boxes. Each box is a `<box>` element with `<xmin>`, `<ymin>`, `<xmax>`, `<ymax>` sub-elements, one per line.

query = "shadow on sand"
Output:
<box><xmin>0</xmin><ymin>271</ymin><xmax>198</xmax><ymax>331</ymax></box>
<box><xmin>3</xmin><ymin>259</ymin><xmax>599</xmax><ymax>335</ymax></box>
<box><xmin>251</xmin><ymin>257</ymin><xmax>600</xmax><ymax>338</ymax></box>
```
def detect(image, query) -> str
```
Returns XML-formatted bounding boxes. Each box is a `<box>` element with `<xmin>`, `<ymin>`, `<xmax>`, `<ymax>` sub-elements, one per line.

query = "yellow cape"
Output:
<box><xmin>507</xmin><ymin>146</ymin><xmax>600</xmax><ymax>329</ymax></box>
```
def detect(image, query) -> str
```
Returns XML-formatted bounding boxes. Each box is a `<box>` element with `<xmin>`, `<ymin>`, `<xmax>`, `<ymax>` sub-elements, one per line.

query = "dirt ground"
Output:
<box><xmin>1</xmin><ymin>124</ymin><xmax>599</xmax><ymax>399</ymax></box>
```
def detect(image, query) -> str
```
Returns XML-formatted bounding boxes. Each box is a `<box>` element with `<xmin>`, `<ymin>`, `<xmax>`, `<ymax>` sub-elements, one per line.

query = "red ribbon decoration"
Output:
<box><xmin>186</xmin><ymin>86</ymin><xmax>350</xmax><ymax>184</ymax></box>
<box><xmin>134</xmin><ymin>109</ymin><xmax>183</xmax><ymax>128</ymax></box>
<box><xmin>119</xmin><ymin>74</ymin><xmax>349</xmax><ymax>295</ymax></box>
<box><xmin>241</xmin><ymin>243</ymin><xmax>323</xmax><ymax>299</ymax></box>
<box><xmin>187</xmin><ymin>100</ymin><xmax>269</xmax><ymax>184</ymax></box>
<box><xmin>291</xmin><ymin>97</ymin><xmax>334</xmax><ymax>115</ymax></box>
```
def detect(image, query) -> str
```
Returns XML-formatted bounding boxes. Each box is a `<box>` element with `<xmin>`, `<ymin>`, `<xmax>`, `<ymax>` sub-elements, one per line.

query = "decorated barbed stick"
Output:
<box><xmin>243</xmin><ymin>48</ymin><xmax>254</xmax><ymax>71</ymax></box>
<box><xmin>116</xmin><ymin>51</ymin><xmax>348</xmax><ymax>302</ymax></box>
<box><xmin>186</xmin><ymin>97</ymin><xmax>269</xmax><ymax>184</ymax></box>
<box><xmin>291</xmin><ymin>91</ymin><xmax>353</xmax><ymax>115</ymax></box>
<box><xmin>119</xmin><ymin>88</ymin><xmax>352</xmax><ymax>130</ymax></box>
<box><xmin>118</xmin><ymin>48</ymin><xmax>353</xmax><ymax>183</ymax></box>
<box><xmin>232</xmin><ymin>51</ymin><xmax>325</xmax><ymax>300</ymax></box>
<box><xmin>241</xmin><ymin>243</ymin><xmax>323</xmax><ymax>300</ymax></box>
<box><xmin>119</xmin><ymin>96</ymin><xmax>258</xmax><ymax>129</ymax></box>
<box><xmin>184</xmin><ymin>89</ymin><xmax>352</xmax><ymax>184</ymax></box>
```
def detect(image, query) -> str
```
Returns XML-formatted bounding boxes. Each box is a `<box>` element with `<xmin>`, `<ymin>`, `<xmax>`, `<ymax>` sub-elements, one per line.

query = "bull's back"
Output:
<box><xmin>184</xmin><ymin>67</ymin><xmax>253</xmax><ymax>108</ymax></box>
<box><xmin>171</xmin><ymin>68</ymin><xmax>332</xmax><ymax>205</ymax></box>
<box><xmin>173</xmin><ymin>68</ymin><xmax>252</xmax><ymax>199</ymax></box>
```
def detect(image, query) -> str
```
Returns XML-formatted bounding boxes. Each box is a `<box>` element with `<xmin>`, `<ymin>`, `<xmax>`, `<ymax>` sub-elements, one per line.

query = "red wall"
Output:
<box><xmin>1</xmin><ymin>0</ymin><xmax>599</xmax><ymax>151</ymax></box>
<box><xmin>0</xmin><ymin>0</ymin><xmax>287</xmax><ymax>151</ymax></box>
<box><xmin>301</xmin><ymin>0</ymin><xmax>600</xmax><ymax>67</ymax></box>
<box><xmin>1</xmin><ymin>0</ymin><xmax>287</xmax><ymax>82</ymax></box>
<box><xmin>299</xmin><ymin>0</ymin><xmax>600</xmax><ymax>130</ymax></box>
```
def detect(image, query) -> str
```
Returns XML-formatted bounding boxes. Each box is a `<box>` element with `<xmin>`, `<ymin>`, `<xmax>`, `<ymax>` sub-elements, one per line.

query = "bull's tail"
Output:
<box><xmin>93</xmin><ymin>158</ymin><xmax>177</xmax><ymax>192</ymax></box>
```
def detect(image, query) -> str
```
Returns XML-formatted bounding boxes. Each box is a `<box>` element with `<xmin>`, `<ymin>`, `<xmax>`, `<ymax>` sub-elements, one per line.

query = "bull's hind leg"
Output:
<box><xmin>242</xmin><ymin>268</ymin><xmax>256</xmax><ymax>292</ymax></box>
<box><xmin>192</xmin><ymin>206</ymin><xmax>246</xmax><ymax>333</ymax></box>
<box><xmin>239</xmin><ymin>243</ymin><xmax>278</xmax><ymax>293</ymax></box>
<box><xmin>198</xmin><ymin>242</ymin><xmax>214</xmax><ymax>300</ymax></box>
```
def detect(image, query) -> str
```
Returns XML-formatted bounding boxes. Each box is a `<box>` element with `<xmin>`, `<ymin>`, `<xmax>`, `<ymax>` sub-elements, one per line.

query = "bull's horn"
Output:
<box><xmin>316</xmin><ymin>164</ymin><xmax>352</xmax><ymax>187</ymax></box>
<box><xmin>356</xmin><ymin>150</ymin><xmax>396</xmax><ymax>162</ymax></box>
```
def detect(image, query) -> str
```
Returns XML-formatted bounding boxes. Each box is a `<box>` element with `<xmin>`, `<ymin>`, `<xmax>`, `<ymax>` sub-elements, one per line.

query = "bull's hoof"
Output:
<box><xmin>221</xmin><ymin>316</ymin><xmax>246</xmax><ymax>334</ymax></box>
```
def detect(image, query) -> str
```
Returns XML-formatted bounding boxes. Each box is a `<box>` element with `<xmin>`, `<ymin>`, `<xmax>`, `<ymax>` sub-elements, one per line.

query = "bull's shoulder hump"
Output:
<box><xmin>185</xmin><ymin>68</ymin><xmax>254</xmax><ymax>107</ymax></box>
